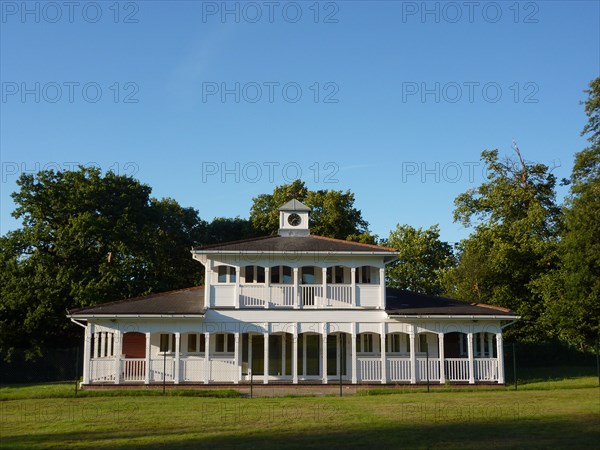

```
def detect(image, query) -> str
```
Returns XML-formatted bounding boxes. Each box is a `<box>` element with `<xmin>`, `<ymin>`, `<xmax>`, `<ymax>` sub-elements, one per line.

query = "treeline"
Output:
<box><xmin>1</xmin><ymin>79</ymin><xmax>598</xmax><ymax>361</ymax></box>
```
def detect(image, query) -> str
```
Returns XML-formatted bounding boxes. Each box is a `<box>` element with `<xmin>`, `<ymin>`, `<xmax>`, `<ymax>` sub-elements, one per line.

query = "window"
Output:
<box><xmin>419</xmin><ymin>334</ymin><xmax>429</xmax><ymax>353</ymax></box>
<box><xmin>215</xmin><ymin>333</ymin><xmax>235</xmax><ymax>353</ymax></box>
<box><xmin>187</xmin><ymin>334</ymin><xmax>206</xmax><ymax>353</ymax></box>
<box><xmin>217</xmin><ymin>266</ymin><xmax>236</xmax><ymax>283</ymax></box>
<box><xmin>326</xmin><ymin>266</ymin><xmax>346</xmax><ymax>284</ymax></box>
<box><xmin>301</xmin><ymin>266</ymin><xmax>315</xmax><ymax>284</ymax></box>
<box><xmin>356</xmin><ymin>333</ymin><xmax>374</xmax><ymax>353</ymax></box>
<box><xmin>244</xmin><ymin>265</ymin><xmax>265</xmax><ymax>284</ymax></box>
<box><xmin>159</xmin><ymin>333</ymin><xmax>176</xmax><ymax>353</ymax></box>
<box><xmin>270</xmin><ymin>266</ymin><xmax>293</xmax><ymax>284</ymax></box>
<box><xmin>388</xmin><ymin>334</ymin><xmax>402</xmax><ymax>353</ymax></box>
<box><xmin>357</xmin><ymin>266</ymin><xmax>378</xmax><ymax>284</ymax></box>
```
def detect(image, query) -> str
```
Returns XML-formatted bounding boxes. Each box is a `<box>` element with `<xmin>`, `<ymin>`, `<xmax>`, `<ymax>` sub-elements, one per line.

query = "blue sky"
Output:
<box><xmin>1</xmin><ymin>1</ymin><xmax>598</xmax><ymax>244</ymax></box>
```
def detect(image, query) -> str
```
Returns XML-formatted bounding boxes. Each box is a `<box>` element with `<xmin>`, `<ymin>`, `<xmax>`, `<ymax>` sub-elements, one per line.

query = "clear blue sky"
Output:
<box><xmin>1</xmin><ymin>1</ymin><xmax>598</xmax><ymax>244</ymax></box>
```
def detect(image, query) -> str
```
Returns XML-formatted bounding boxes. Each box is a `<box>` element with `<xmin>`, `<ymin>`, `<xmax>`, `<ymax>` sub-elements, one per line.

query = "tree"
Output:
<box><xmin>446</xmin><ymin>147</ymin><xmax>561</xmax><ymax>341</ymax></box>
<box><xmin>0</xmin><ymin>167</ymin><xmax>204</xmax><ymax>360</ymax></box>
<box><xmin>249</xmin><ymin>180</ymin><xmax>372</xmax><ymax>240</ymax></box>
<box><xmin>535</xmin><ymin>78</ymin><xmax>600</xmax><ymax>349</ymax></box>
<box><xmin>386</xmin><ymin>224</ymin><xmax>455</xmax><ymax>295</ymax></box>
<box><xmin>200</xmin><ymin>217</ymin><xmax>258</xmax><ymax>245</ymax></box>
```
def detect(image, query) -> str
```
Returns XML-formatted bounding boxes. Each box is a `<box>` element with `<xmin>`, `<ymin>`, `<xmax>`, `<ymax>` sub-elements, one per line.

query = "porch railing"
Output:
<box><xmin>474</xmin><ymin>358</ymin><xmax>498</xmax><ymax>381</ymax></box>
<box><xmin>90</xmin><ymin>358</ymin><xmax>115</xmax><ymax>382</ymax></box>
<box><xmin>387</xmin><ymin>357</ymin><xmax>411</xmax><ymax>382</ymax></box>
<box><xmin>357</xmin><ymin>356</ymin><xmax>382</xmax><ymax>382</ymax></box>
<box><xmin>149</xmin><ymin>357</ymin><xmax>175</xmax><ymax>383</ymax></box>
<box><xmin>445</xmin><ymin>358</ymin><xmax>470</xmax><ymax>382</ymax></box>
<box><xmin>122</xmin><ymin>358</ymin><xmax>145</xmax><ymax>382</ymax></box>
<box><xmin>239</xmin><ymin>285</ymin><xmax>266</xmax><ymax>307</ymax></box>
<box><xmin>270</xmin><ymin>285</ymin><xmax>294</xmax><ymax>307</ymax></box>
<box><xmin>326</xmin><ymin>285</ymin><xmax>352</xmax><ymax>306</ymax></box>
<box><xmin>300</xmin><ymin>285</ymin><xmax>323</xmax><ymax>307</ymax></box>
<box><xmin>417</xmin><ymin>357</ymin><xmax>441</xmax><ymax>382</ymax></box>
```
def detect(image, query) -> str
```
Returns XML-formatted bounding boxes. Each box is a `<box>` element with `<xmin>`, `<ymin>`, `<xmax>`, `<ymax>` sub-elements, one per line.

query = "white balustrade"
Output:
<box><xmin>416</xmin><ymin>357</ymin><xmax>440</xmax><ymax>382</ymax></box>
<box><xmin>445</xmin><ymin>358</ymin><xmax>470</xmax><ymax>382</ymax></box>
<box><xmin>239</xmin><ymin>285</ymin><xmax>266</xmax><ymax>307</ymax></box>
<box><xmin>474</xmin><ymin>358</ymin><xmax>498</xmax><ymax>381</ymax></box>
<box><xmin>300</xmin><ymin>285</ymin><xmax>323</xmax><ymax>307</ymax></box>
<box><xmin>270</xmin><ymin>284</ymin><xmax>295</xmax><ymax>307</ymax></box>
<box><xmin>326</xmin><ymin>285</ymin><xmax>352</xmax><ymax>306</ymax></box>
<box><xmin>387</xmin><ymin>357</ymin><xmax>411</xmax><ymax>382</ymax></box>
<box><xmin>122</xmin><ymin>358</ymin><xmax>146</xmax><ymax>382</ymax></box>
<box><xmin>357</xmin><ymin>356</ymin><xmax>382</xmax><ymax>382</ymax></box>
<box><xmin>209</xmin><ymin>357</ymin><xmax>237</xmax><ymax>382</ymax></box>
<box><xmin>149</xmin><ymin>357</ymin><xmax>175</xmax><ymax>382</ymax></box>
<box><xmin>89</xmin><ymin>358</ymin><xmax>116</xmax><ymax>382</ymax></box>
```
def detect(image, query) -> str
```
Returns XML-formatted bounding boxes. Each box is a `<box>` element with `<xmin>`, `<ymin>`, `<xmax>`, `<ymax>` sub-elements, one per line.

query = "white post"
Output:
<box><xmin>144</xmin><ymin>332</ymin><xmax>151</xmax><ymax>384</ymax></box>
<box><xmin>496</xmin><ymin>332</ymin><xmax>505</xmax><ymax>384</ymax></box>
<box><xmin>83</xmin><ymin>324</ymin><xmax>93</xmax><ymax>384</ymax></box>
<box><xmin>380</xmin><ymin>323</ymin><xmax>387</xmax><ymax>384</ymax></box>
<box><xmin>204</xmin><ymin>332</ymin><xmax>210</xmax><ymax>384</ymax></box>
<box><xmin>322</xmin><ymin>324</ymin><xmax>328</xmax><ymax>384</ymax></box>
<box><xmin>263</xmin><ymin>330</ymin><xmax>269</xmax><ymax>384</ymax></box>
<box><xmin>100</xmin><ymin>332</ymin><xmax>107</xmax><ymax>358</ymax></box>
<box><xmin>351</xmin><ymin>267</ymin><xmax>356</xmax><ymax>307</ymax></box>
<box><xmin>379</xmin><ymin>267</ymin><xmax>385</xmax><ymax>309</ymax></box>
<box><xmin>174</xmin><ymin>332</ymin><xmax>180</xmax><ymax>384</ymax></box>
<box><xmin>265</xmin><ymin>267</ymin><xmax>271</xmax><ymax>308</ymax></box>
<box><xmin>292</xmin><ymin>326</ymin><xmax>298</xmax><ymax>384</ymax></box>
<box><xmin>205</xmin><ymin>260</ymin><xmax>212</xmax><ymax>308</ymax></box>
<box><xmin>234</xmin><ymin>266</ymin><xmax>240</xmax><ymax>309</ymax></box>
<box><xmin>322</xmin><ymin>267</ymin><xmax>328</xmax><ymax>308</ymax></box>
<box><xmin>293</xmin><ymin>267</ymin><xmax>300</xmax><ymax>309</ymax></box>
<box><xmin>438</xmin><ymin>332</ymin><xmax>446</xmax><ymax>384</ymax></box>
<box><xmin>409</xmin><ymin>327</ymin><xmax>417</xmax><ymax>384</ymax></box>
<box><xmin>351</xmin><ymin>324</ymin><xmax>357</xmax><ymax>384</ymax></box>
<box><xmin>114</xmin><ymin>329</ymin><xmax>122</xmax><ymax>384</ymax></box>
<box><xmin>467</xmin><ymin>332</ymin><xmax>475</xmax><ymax>384</ymax></box>
<box><xmin>234</xmin><ymin>332</ymin><xmax>240</xmax><ymax>384</ymax></box>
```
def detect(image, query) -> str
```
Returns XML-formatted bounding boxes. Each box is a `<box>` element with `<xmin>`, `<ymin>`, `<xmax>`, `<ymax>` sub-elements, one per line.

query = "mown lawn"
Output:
<box><xmin>1</xmin><ymin>379</ymin><xmax>599</xmax><ymax>449</ymax></box>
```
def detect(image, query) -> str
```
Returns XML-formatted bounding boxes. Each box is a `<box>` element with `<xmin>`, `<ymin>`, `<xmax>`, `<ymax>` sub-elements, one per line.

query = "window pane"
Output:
<box><xmin>229</xmin><ymin>267</ymin><xmax>236</xmax><ymax>283</ymax></box>
<box><xmin>245</xmin><ymin>265</ymin><xmax>254</xmax><ymax>283</ymax></box>
<box><xmin>188</xmin><ymin>334</ymin><xmax>197</xmax><ymax>353</ymax></box>
<box><xmin>216</xmin><ymin>334</ymin><xmax>224</xmax><ymax>352</ymax></box>
<box><xmin>282</xmin><ymin>266</ymin><xmax>292</xmax><ymax>284</ymax></box>
<box><xmin>199</xmin><ymin>334</ymin><xmax>205</xmax><ymax>352</ymax></box>
<box><xmin>227</xmin><ymin>334</ymin><xmax>235</xmax><ymax>352</ymax></box>
<box><xmin>302</xmin><ymin>267</ymin><xmax>315</xmax><ymax>284</ymax></box>
<box><xmin>256</xmin><ymin>266</ymin><xmax>265</xmax><ymax>283</ymax></box>
<box><xmin>271</xmin><ymin>266</ymin><xmax>280</xmax><ymax>284</ymax></box>
<box><xmin>218</xmin><ymin>266</ymin><xmax>227</xmax><ymax>283</ymax></box>
<box><xmin>160</xmin><ymin>334</ymin><xmax>169</xmax><ymax>352</ymax></box>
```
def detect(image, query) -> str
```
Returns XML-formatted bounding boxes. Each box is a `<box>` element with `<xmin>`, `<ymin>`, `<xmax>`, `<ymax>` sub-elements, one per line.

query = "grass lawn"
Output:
<box><xmin>1</xmin><ymin>379</ymin><xmax>599</xmax><ymax>449</ymax></box>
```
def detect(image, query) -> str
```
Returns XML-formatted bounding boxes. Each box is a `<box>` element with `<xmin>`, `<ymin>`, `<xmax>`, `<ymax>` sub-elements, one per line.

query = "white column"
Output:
<box><xmin>234</xmin><ymin>266</ymin><xmax>240</xmax><ymax>309</ymax></box>
<box><xmin>263</xmin><ymin>330</ymin><xmax>269</xmax><ymax>384</ymax></box>
<box><xmin>83</xmin><ymin>324</ymin><xmax>93</xmax><ymax>384</ymax></box>
<box><xmin>380</xmin><ymin>324</ymin><xmax>387</xmax><ymax>384</ymax></box>
<box><xmin>409</xmin><ymin>327</ymin><xmax>417</xmax><ymax>384</ymax></box>
<box><xmin>114</xmin><ymin>329</ymin><xmax>122</xmax><ymax>384</ymax></box>
<box><xmin>438</xmin><ymin>332</ymin><xmax>446</xmax><ymax>384</ymax></box>
<box><xmin>496</xmin><ymin>332</ymin><xmax>505</xmax><ymax>384</ymax></box>
<box><xmin>322</xmin><ymin>324</ymin><xmax>328</xmax><ymax>384</ymax></box>
<box><xmin>204</xmin><ymin>332</ymin><xmax>210</xmax><ymax>384</ymax></box>
<box><xmin>293</xmin><ymin>267</ymin><xmax>300</xmax><ymax>309</ymax></box>
<box><xmin>292</xmin><ymin>326</ymin><xmax>298</xmax><ymax>384</ymax></box>
<box><xmin>351</xmin><ymin>267</ymin><xmax>356</xmax><ymax>307</ymax></box>
<box><xmin>265</xmin><ymin>267</ymin><xmax>271</xmax><ymax>308</ymax></box>
<box><xmin>144</xmin><ymin>332</ymin><xmax>151</xmax><ymax>384</ymax></box>
<box><xmin>205</xmin><ymin>260</ymin><xmax>212</xmax><ymax>307</ymax></box>
<box><xmin>100</xmin><ymin>332</ymin><xmax>107</xmax><ymax>358</ymax></box>
<box><xmin>379</xmin><ymin>267</ymin><xmax>385</xmax><ymax>309</ymax></box>
<box><xmin>174</xmin><ymin>332</ymin><xmax>180</xmax><ymax>384</ymax></box>
<box><xmin>322</xmin><ymin>267</ymin><xmax>328</xmax><ymax>308</ymax></box>
<box><xmin>351</xmin><ymin>324</ymin><xmax>357</xmax><ymax>383</ymax></box>
<box><xmin>234</xmin><ymin>332</ymin><xmax>240</xmax><ymax>384</ymax></box>
<box><xmin>467</xmin><ymin>332</ymin><xmax>475</xmax><ymax>384</ymax></box>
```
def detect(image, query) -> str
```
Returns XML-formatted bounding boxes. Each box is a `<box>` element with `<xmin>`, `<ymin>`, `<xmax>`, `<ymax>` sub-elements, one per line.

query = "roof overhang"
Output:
<box><xmin>192</xmin><ymin>249</ymin><xmax>398</xmax><ymax>263</ymax></box>
<box><xmin>67</xmin><ymin>314</ymin><xmax>205</xmax><ymax>319</ymax></box>
<box><xmin>388</xmin><ymin>314</ymin><xmax>521</xmax><ymax>320</ymax></box>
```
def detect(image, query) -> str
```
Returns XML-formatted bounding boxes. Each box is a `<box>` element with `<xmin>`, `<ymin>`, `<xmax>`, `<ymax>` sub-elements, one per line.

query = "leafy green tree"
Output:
<box><xmin>0</xmin><ymin>168</ymin><xmax>204</xmax><ymax>360</ymax></box>
<box><xmin>446</xmin><ymin>147</ymin><xmax>561</xmax><ymax>341</ymax></box>
<box><xmin>534</xmin><ymin>78</ymin><xmax>600</xmax><ymax>349</ymax></box>
<box><xmin>200</xmin><ymin>217</ymin><xmax>258</xmax><ymax>245</ymax></box>
<box><xmin>249</xmin><ymin>180</ymin><xmax>372</xmax><ymax>240</ymax></box>
<box><xmin>386</xmin><ymin>224</ymin><xmax>455</xmax><ymax>295</ymax></box>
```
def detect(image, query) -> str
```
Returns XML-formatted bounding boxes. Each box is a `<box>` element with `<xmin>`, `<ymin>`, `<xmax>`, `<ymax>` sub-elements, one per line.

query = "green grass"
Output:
<box><xmin>1</xmin><ymin>379</ymin><xmax>599</xmax><ymax>449</ymax></box>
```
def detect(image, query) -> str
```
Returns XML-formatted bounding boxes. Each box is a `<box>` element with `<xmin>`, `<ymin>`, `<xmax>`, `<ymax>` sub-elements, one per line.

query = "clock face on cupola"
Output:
<box><xmin>278</xmin><ymin>199</ymin><xmax>310</xmax><ymax>237</ymax></box>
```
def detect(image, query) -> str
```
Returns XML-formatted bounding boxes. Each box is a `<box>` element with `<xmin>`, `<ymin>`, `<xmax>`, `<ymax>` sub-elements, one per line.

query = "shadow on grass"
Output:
<box><xmin>3</xmin><ymin>414</ymin><xmax>599</xmax><ymax>449</ymax></box>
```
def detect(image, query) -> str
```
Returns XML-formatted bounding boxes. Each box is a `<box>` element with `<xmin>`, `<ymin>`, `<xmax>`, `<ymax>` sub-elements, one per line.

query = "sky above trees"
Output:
<box><xmin>1</xmin><ymin>2</ymin><xmax>598</xmax><ymax>244</ymax></box>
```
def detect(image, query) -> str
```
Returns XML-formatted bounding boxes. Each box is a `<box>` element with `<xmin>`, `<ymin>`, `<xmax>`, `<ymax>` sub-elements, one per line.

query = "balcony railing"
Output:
<box><xmin>215</xmin><ymin>283</ymin><xmax>380</xmax><ymax>308</ymax></box>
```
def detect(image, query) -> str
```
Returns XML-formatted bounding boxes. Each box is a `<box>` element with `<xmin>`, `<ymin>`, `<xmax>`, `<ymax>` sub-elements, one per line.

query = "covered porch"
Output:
<box><xmin>84</xmin><ymin>323</ymin><xmax>506</xmax><ymax>385</ymax></box>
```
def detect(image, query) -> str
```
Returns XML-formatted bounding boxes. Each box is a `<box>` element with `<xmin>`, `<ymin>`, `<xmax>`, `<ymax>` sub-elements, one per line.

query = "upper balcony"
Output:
<box><xmin>208</xmin><ymin>264</ymin><xmax>384</xmax><ymax>309</ymax></box>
